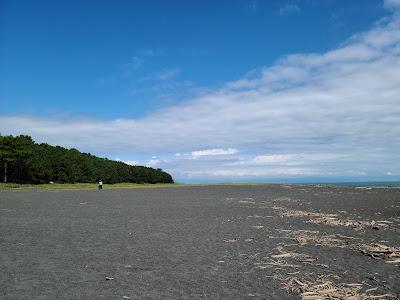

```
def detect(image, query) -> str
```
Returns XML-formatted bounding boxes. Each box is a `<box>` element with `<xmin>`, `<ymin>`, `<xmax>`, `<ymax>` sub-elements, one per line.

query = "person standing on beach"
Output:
<box><xmin>98</xmin><ymin>180</ymin><xmax>103</xmax><ymax>190</ymax></box>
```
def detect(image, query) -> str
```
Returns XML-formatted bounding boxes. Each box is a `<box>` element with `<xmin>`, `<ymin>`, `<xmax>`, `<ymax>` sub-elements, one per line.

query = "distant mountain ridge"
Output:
<box><xmin>0</xmin><ymin>135</ymin><xmax>173</xmax><ymax>184</ymax></box>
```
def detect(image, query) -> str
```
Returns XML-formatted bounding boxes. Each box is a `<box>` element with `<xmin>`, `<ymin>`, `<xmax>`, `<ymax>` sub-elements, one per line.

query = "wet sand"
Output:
<box><xmin>1</xmin><ymin>185</ymin><xmax>399</xmax><ymax>299</ymax></box>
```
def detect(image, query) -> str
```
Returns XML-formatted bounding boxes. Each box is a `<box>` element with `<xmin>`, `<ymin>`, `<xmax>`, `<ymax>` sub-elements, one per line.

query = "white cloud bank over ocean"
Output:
<box><xmin>1</xmin><ymin>3</ymin><xmax>400</xmax><ymax>182</ymax></box>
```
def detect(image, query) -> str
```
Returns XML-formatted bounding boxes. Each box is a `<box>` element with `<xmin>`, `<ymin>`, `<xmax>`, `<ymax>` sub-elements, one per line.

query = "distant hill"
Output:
<box><xmin>0</xmin><ymin>135</ymin><xmax>174</xmax><ymax>184</ymax></box>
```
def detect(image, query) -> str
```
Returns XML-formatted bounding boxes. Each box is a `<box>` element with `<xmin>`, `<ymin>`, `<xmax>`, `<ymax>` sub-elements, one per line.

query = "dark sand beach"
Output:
<box><xmin>1</xmin><ymin>185</ymin><xmax>399</xmax><ymax>299</ymax></box>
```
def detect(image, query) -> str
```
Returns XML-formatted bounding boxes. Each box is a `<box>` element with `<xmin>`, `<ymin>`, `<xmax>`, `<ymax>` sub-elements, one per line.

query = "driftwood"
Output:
<box><xmin>224</xmin><ymin>238</ymin><xmax>239</xmax><ymax>243</ymax></box>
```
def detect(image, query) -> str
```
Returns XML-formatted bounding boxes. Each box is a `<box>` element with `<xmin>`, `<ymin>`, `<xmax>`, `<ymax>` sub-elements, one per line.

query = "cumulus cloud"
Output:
<box><xmin>1</xmin><ymin>8</ymin><xmax>400</xmax><ymax>181</ymax></box>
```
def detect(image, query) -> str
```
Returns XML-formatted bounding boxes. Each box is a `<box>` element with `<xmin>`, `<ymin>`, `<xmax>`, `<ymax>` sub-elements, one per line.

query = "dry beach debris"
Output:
<box><xmin>277</xmin><ymin>229</ymin><xmax>348</xmax><ymax>248</ymax></box>
<box><xmin>276</xmin><ymin>229</ymin><xmax>400</xmax><ymax>262</ymax></box>
<box><xmin>282</xmin><ymin>277</ymin><xmax>395</xmax><ymax>300</ymax></box>
<box><xmin>271</xmin><ymin>245</ymin><xmax>315</xmax><ymax>263</ymax></box>
<box><xmin>272</xmin><ymin>206</ymin><xmax>337</xmax><ymax>218</ymax></box>
<box><xmin>272</xmin><ymin>206</ymin><xmax>389</xmax><ymax>231</ymax></box>
<box><xmin>358</xmin><ymin>243</ymin><xmax>400</xmax><ymax>262</ymax></box>
<box><xmin>308</xmin><ymin>217</ymin><xmax>388</xmax><ymax>230</ymax></box>
<box><xmin>228</xmin><ymin>196</ymin><xmax>399</xmax><ymax>298</ymax></box>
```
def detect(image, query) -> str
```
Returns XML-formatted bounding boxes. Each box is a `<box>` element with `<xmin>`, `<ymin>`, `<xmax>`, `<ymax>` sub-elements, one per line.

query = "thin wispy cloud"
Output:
<box><xmin>123</xmin><ymin>49</ymin><xmax>166</xmax><ymax>78</ymax></box>
<box><xmin>121</xmin><ymin>52</ymin><xmax>195</xmax><ymax>109</ymax></box>
<box><xmin>141</xmin><ymin>48</ymin><xmax>166</xmax><ymax>57</ymax></box>
<box><xmin>245</xmin><ymin>0</ymin><xmax>258</xmax><ymax>13</ymax></box>
<box><xmin>250</xmin><ymin>154</ymin><xmax>292</xmax><ymax>164</ymax></box>
<box><xmin>142</xmin><ymin>68</ymin><xmax>181</xmax><ymax>82</ymax></box>
<box><xmin>384</xmin><ymin>0</ymin><xmax>400</xmax><ymax>9</ymax></box>
<box><xmin>191</xmin><ymin>148</ymin><xmax>238</xmax><ymax>158</ymax></box>
<box><xmin>1</xmin><ymin>4</ymin><xmax>400</xmax><ymax>181</ymax></box>
<box><xmin>279</xmin><ymin>3</ymin><xmax>301</xmax><ymax>16</ymax></box>
<box><xmin>123</xmin><ymin>56</ymin><xmax>143</xmax><ymax>77</ymax></box>
<box><xmin>156</xmin><ymin>68</ymin><xmax>180</xmax><ymax>81</ymax></box>
<box><xmin>185</xmin><ymin>167</ymin><xmax>307</xmax><ymax>178</ymax></box>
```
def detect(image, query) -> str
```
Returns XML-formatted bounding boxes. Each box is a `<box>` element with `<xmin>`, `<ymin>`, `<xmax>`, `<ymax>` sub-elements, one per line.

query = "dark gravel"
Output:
<box><xmin>1</xmin><ymin>185</ymin><xmax>399</xmax><ymax>299</ymax></box>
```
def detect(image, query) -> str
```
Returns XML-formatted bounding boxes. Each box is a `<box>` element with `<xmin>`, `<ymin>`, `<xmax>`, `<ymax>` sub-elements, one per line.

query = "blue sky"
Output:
<box><xmin>1</xmin><ymin>0</ymin><xmax>400</xmax><ymax>183</ymax></box>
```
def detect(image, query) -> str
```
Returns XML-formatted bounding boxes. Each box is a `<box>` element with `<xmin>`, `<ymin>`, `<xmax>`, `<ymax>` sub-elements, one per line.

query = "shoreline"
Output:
<box><xmin>1</xmin><ymin>181</ymin><xmax>399</xmax><ymax>192</ymax></box>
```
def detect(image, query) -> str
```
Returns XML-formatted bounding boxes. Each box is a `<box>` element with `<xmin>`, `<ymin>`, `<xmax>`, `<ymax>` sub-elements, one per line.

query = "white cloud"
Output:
<box><xmin>353</xmin><ymin>171</ymin><xmax>367</xmax><ymax>176</ymax></box>
<box><xmin>123</xmin><ymin>160</ymin><xmax>139</xmax><ymax>166</ymax></box>
<box><xmin>185</xmin><ymin>168</ymin><xmax>307</xmax><ymax>178</ymax></box>
<box><xmin>114</xmin><ymin>158</ymin><xmax>138</xmax><ymax>165</ymax></box>
<box><xmin>233</xmin><ymin>153</ymin><xmax>346</xmax><ymax>166</ymax></box>
<box><xmin>1</xmin><ymin>7</ymin><xmax>400</xmax><ymax>181</ymax></box>
<box><xmin>252</xmin><ymin>154</ymin><xmax>291</xmax><ymax>164</ymax></box>
<box><xmin>191</xmin><ymin>148</ymin><xmax>238</xmax><ymax>158</ymax></box>
<box><xmin>146</xmin><ymin>159</ymin><xmax>160</xmax><ymax>167</ymax></box>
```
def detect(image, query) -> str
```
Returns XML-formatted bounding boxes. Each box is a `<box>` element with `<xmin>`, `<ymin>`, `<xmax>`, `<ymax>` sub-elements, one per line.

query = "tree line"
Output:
<box><xmin>0</xmin><ymin>135</ymin><xmax>174</xmax><ymax>184</ymax></box>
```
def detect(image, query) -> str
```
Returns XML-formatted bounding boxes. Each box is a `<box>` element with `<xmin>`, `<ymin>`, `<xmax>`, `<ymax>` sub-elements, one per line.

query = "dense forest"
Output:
<box><xmin>0</xmin><ymin>135</ymin><xmax>174</xmax><ymax>184</ymax></box>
